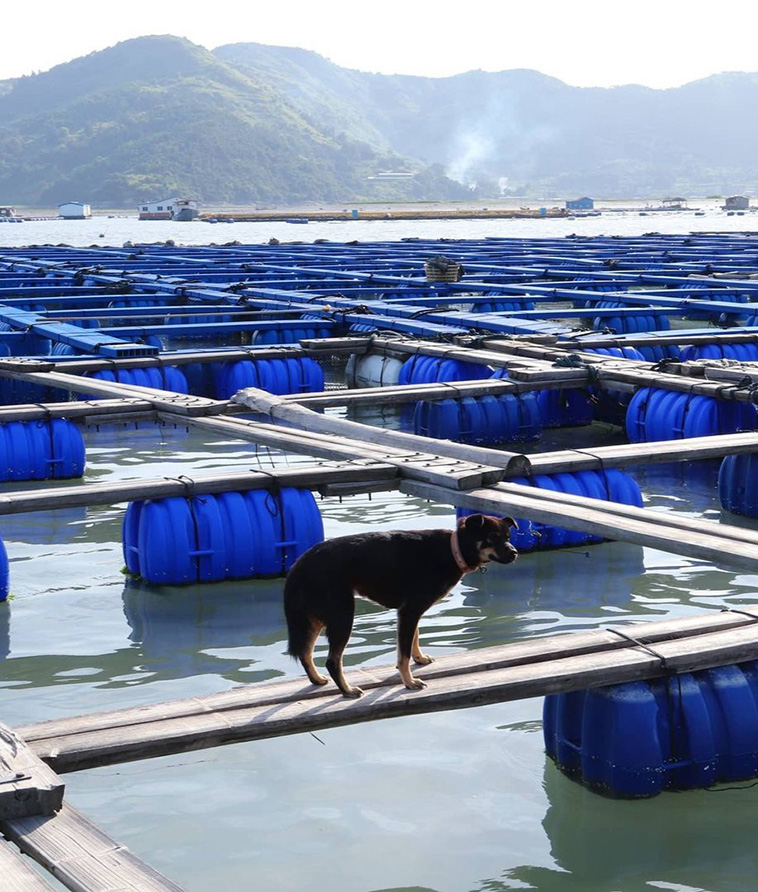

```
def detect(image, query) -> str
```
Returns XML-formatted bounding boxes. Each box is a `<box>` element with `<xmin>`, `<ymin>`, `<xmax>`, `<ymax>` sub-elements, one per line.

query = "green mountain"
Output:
<box><xmin>0</xmin><ymin>35</ymin><xmax>466</xmax><ymax>207</ymax></box>
<box><xmin>1</xmin><ymin>35</ymin><xmax>758</xmax><ymax>206</ymax></box>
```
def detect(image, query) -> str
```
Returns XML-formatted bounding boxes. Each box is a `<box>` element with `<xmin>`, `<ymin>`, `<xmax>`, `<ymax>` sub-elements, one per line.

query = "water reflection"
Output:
<box><xmin>121</xmin><ymin>577</ymin><xmax>289</xmax><ymax>685</ymax></box>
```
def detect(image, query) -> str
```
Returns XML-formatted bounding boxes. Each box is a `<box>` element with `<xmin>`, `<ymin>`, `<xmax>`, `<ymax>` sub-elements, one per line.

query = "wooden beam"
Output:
<box><xmin>0</xmin><ymin>462</ymin><xmax>397</xmax><ymax>515</ymax></box>
<box><xmin>0</xmin><ymin>721</ymin><xmax>63</xmax><ymax>820</ymax></box>
<box><xmin>183</xmin><ymin>409</ymin><xmax>506</xmax><ymax>490</ymax></box>
<box><xmin>513</xmin><ymin>430</ymin><xmax>758</xmax><ymax>475</ymax></box>
<box><xmin>19</xmin><ymin>610</ymin><xmax>758</xmax><ymax>749</ymax></box>
<box><xmin>0</xmin><ymin>839</ymin><xmax>57</xmax><ymax>890</ymax></box>
<box><xmin>2</xmin><ymin>803</ymin><xmax>184</xmax><ymax>891</ymax></box>
<box><xmin>401</xmin><ymin>480</ymin><xmax>758</xmax><ymax>573</ymax></box>
<box><xmin>18</xmin><ymin>615</ymin><xmax>758</xmax><ymax>773</ymax></box>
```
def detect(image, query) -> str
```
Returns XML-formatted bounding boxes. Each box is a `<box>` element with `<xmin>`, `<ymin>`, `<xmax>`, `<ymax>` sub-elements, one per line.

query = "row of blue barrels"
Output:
<box><xmin>457</xmin><ymin>469</ymin><xmax>642</xmax><ymax>551</ymax></box>
<box><xmin>184</xmin><ymin>356</ymin><xmax>324</xmax><ymax>399</ymax></box>
<box><xmin>680</xmin><ymin>342</ymin><xmax>758</xmax><ymax>362</ymax></box>
<box><xmin>414</xmin><ymin>393</ymin><xmax>543</xmax><ymax>444</ymax></box>
<box><xmin>251</xmin><ymin>325</ymin><xmax>332</xmax><ymax>345</ymax></box>
<box><xmin>592</xmin><ymin>314</ymin><xmax>671</xmax><ymax>334</ymax></box>
<box><xmin>83</xmin><ymin>357</ymin><xmax>324</xmax><ymax>400</ymax></box>
<box><xmin>0</xmin><ymin>419</ymin><xmax>84</xmax><ymax>481</ymax></box>
<box><xmin>398</xmin><ymin>355</ymin><xmax>493</xmax><ymax>385</ymax></box>
<box><xmin>123</xmin><ymin>487</ymin><xmax>323</xmax><ymax>584</ymax></box>
<box><xmin>625</xmin><ymin>387</ymin><xmax>758</xmax><ymax>442</ymax></box>
<box><xmin>412</xmin><ymin>390</ymin><xmax>593</xmax><ymax>443</ymax></box>
<box><xmin>545</xmin><ymin>662</ymin><xmax>758</xmax><ymax>797</ymax></box>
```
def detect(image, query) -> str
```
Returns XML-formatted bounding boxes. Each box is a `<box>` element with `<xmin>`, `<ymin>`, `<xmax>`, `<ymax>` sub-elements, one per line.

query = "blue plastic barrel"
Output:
<box><xmin>86</xmin><ymin>365</ymin><xmax>188</xmax><ymax>396</ymax></box>
<box><xmin>545</xmin><ymin>661</ymin><xmax>758</xmax><ymax>797</ymax></box>
<box><xmin>399</xmin><ymin>356</ymin><xmax>492</xmax><ymax>385</ymax></box>
<box><xmin>413</xmin><ymin>392</ymin><xmax>542</xmax><ymax>444</ymax></box>
<box><xmin>718</xmin><ymin>453</ymin><xmax>758</xmax><ymax>516</ymax></box>
<box><xmin>626</xmin><ymin>388</ymin><xmax>758</xmax><ymax>442</ymax></box>
<box><xmin>122</xmin><ymin>487</ymin><xmax>323</xmax><ymax>585</ymax></box>
<box><xmin>0</xmin><ymin>419</ymin><xmax>85</xmax><ymax>481</ymax></box>
<box><xmin>211</xmin><ymin>357</ymin><xmax>324</xmax><ymax>399</ymax></box>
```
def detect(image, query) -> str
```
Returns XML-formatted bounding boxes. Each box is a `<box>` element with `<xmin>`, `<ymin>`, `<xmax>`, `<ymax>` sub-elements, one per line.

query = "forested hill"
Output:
<box><xmin>1</xmin><ymin>34</ymin><xmax>757</xmax><ymax>206</ymax></box>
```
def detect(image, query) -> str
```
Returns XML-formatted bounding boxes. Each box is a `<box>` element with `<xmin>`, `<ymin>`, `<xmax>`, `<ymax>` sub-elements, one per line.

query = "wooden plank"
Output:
<box><xmin>0</xmin><ymin>838</ymin><xmax>57</xmax><ymax>890</ymax></box>
<box><xmin>22</xmin><ymin>622</ymin><xmax>758</xmax><ymax>773</ymax></box>
<box><xmin>0</xmin><ymin>461</ymin><xmax>397</xmax><ymax>515</ymax></box>
<box><xmin>0</xmin><ymin>721</ymin><xmax>64</xmax><ymax>819</ymax></box>
<box><xmin>19</xmin><ymin>610</ymin><xmax>758</xmax><ymax>750</ymax></box>
<box><xmin>519</xmin><ymin>430</ymin><xmax>758</xmax><ymax>475</ymax></box>
<box><xmin>493</xmin><ymin>480</ymin><xmax>758</xmax><ymax>548</ymax></box>
<box><xmin>2</xmin><ymin>803</ymin><xmax>184</xmax><ymax>891</ymax></box>
<box><xmin>229</xmin><ymin>387</ymin><xmax>511</xmax><ymax>483</ymax></box>
<box><xmin>181</xmin><ymin>411</ymin><xmax>505</xmax><ymax>490</ymax></box>
<box><xmin>0</xmin><ymin>369</ymin><xmax>225</xmax><ymax>417</ymax></box>
<box><xmin>400</xmin><ymin>480</ymin><xmax>758</xmax><ymax>572</ymax></box>
<box><xmin>278</xmin><ymin>376</ymin><xmax>587</xmax><ymax>409</ymax></box>
<box><xmin>0</xmin><ymin>399</ymin><xmax>153</xmax><ymax>424</ymax></box>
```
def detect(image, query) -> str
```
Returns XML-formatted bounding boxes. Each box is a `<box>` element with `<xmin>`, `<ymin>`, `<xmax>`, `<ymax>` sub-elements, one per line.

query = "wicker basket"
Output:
<box><xmin>424</xmin><ymin>260</ymin><xmax>462</xmax><ymax>282</ymax></box>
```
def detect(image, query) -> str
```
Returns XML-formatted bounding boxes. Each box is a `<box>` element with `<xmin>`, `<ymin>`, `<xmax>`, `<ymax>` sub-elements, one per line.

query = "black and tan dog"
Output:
<box><xmin>284</xmin><ymin>513</ymin><xmax>517</xmax><ymax>698</ymax></box>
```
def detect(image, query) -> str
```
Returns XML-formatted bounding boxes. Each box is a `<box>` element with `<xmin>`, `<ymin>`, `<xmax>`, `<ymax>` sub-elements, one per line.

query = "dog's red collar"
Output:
<box><xmin>450</xmin><ymin>529</ymin><xmax>474</xmax><ymax>573</ymax></box>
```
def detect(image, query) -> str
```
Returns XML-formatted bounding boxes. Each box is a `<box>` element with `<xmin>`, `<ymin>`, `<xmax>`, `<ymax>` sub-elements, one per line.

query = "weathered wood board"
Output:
<box><xmin>0</xmin><ymin>721</ymin><xmax>64</xmax><ymax>819</ymax></box>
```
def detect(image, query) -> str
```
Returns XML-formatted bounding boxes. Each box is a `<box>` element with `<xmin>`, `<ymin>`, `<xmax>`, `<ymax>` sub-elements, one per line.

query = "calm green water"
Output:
<box><xmin>1</xmin><ymin>416</ymin><xmax>757</xmax><ymax>892</ymax></box>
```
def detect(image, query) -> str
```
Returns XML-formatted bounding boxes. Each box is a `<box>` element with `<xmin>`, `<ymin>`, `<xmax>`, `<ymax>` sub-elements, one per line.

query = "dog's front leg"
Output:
<box><xmin>412</xmin><ymin>626</ymin><xmax>434</xmax><ymax>666</ymax></box>
<box><xmin>397</xmin><ymin>608</ymin><xmax>428</xmax><ymax>691</ymax></box>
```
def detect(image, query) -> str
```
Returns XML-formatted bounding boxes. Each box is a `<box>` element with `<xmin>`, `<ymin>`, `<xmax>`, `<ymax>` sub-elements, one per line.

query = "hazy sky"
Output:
<box><xmin>4</xmin><ymin>0</ymin><xmax>756</xmax><ymax>88</ymax></box>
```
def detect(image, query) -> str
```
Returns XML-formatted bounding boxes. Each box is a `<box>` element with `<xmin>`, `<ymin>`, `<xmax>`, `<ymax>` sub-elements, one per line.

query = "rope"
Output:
<box><xmin>605</xmin><ymin>627</ymin><xmax>671</xmax><ymax>671</ymax></box>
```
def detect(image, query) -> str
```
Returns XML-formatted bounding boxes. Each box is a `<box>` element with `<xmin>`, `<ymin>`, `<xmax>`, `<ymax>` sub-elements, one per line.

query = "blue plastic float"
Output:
<box><xmin>414</xmin><ymin>392</ymin><xmax>543</xmax><ymax>444</ymax></box>
<box><xmin>718</xmin><ymin>453</ymin><xmax>758</xmax><ymax>516</ymax></box>
<box><xmin>398</xmin><ymin>355</ymin><xmax>492</xmax><ymax>385</ymax></box>
<box><xmin>123</xmin><ymin>487</ymin><xmax>323</xmax><ymax>585</ymax></box>
<box><xmin>544</xmin><ymin>662</ymin><xmax>758</xmax><ymax>797</ymax></box>
<box><xmin>0</xmin><ymin>419</ymin><xmax>85</xmax><ymax>480</ymax></box>
<box><xmin>626</xmin><ymin>388</ymin><xmax>758</xmax><ymax>442</ymax></box>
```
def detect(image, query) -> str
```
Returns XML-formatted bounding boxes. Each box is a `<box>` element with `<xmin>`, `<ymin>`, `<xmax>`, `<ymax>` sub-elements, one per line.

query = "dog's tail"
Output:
<box><xmin>283</xmin><ymin>582</ymin><xmax>312</xmax><ymax>659</ymax></box>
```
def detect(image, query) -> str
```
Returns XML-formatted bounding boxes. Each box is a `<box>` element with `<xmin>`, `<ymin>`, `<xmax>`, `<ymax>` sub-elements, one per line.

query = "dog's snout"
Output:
<box><xmin>494</xmin><ymin>542</ymin><xmax>518</xmax><ymax>564</ymax></box>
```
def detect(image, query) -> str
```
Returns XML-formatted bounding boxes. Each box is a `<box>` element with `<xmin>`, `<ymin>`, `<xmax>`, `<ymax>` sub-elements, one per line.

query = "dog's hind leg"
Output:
<box><xmin>411</xmin><ymin>626</ymin><xmax>434</xmax><ymax>667</ymax></box>
<box><xmin>324</xmin><ymin>600</ymin><xmax>363</xmax><ymax>698</ymax></box>
<box><xmin>397</xmin><ymin>608</ymin><xmax>428</xmax><ymax>691</ymax></box>
<box><xmin>300</xmin><ymin>618</ymin><xmax>329</xmax><ymax>686</ymax></box>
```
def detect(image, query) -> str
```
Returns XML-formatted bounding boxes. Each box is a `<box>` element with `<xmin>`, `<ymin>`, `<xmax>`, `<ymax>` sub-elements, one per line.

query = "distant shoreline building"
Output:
<box><xmin>138</xmin><ymin>198</ymin><xmax>199</xmax><ymax>221</ymax></box>
<box><xmin>565</xmin><ymin>196</ymin><xmax>594</xmax><ymax>210</ymax></box>
<box><xmin>723</xmin><ymin>195</ymin><xmax>750</xmax><ymax>211</ymax></box>
<box><xmin>58</xmin><ymin>201</ymin><xmax>91</xmax><ymax>219</ymax></box>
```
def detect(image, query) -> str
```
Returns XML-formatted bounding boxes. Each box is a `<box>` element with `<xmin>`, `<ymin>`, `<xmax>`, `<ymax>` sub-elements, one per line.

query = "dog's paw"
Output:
<box><xmin>341</xmin><ymin>685</ymin><xmax>365</xmax><ymax>699</ymax></box>
<box><xmin>413</xmin><ymin>653</ymin><xmax>434</xmax><ymax>666</ymax></box>
<box><xmin>310</xmin><ymin>674</ymin><xmax>330</xmax><ymax>686</ymax></box>
<box><xmin>404</xmin><ymin>677</ymin><xmax>428</xmax><ymax>691</ymax></box>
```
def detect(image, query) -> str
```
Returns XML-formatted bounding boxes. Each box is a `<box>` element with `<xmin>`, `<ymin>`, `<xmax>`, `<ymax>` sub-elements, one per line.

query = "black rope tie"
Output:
<box><xmin>606</xmin><ymin>627</ymin><xmax>671</xmax><ymax>672</ymax></box>
<box><xmin>163</xmin><ymin>474</ymin><xmax>197</xmax><ymax>500</ymax></box>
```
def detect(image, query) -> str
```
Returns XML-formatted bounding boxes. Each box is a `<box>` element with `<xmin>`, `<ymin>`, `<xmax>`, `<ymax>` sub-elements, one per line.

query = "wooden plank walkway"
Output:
<box><xmin>0</xmin><ymin>837</ymin><xmax>57</xmax><ymax>890</ymax></box>
<box><xmin>16</xmin><ymin>611</ymin><xmax>758</xmax><ymax>774</ymax></box>
<box><xmin>2</xmin><ymin>804</ymin><xmax>184</xmax><ymax>892</ymax></box>
<box><xmin>0</xmin><ymin>720</ymin><xmax>63</xmax><ymax>819</ymax></box>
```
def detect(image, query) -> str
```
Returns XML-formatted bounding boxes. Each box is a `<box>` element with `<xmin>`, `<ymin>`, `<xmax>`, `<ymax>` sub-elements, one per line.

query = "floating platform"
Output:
<box><xmin>2</xmin><ymin>233</ymin><xmax>758</xmax><ymax>884</ymax></box>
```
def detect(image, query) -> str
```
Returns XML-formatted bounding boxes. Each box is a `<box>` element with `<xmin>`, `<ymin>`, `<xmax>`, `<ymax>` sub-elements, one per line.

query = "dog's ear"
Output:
<box><xmin>501</xmin><ymin>516</ymin><xmax>518</xmax><ymax>531</ymax></box>
<box><xmin>462</xmin><ymin>513</ymin><xmax>487</xmax><ymax>533</ymax></box>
